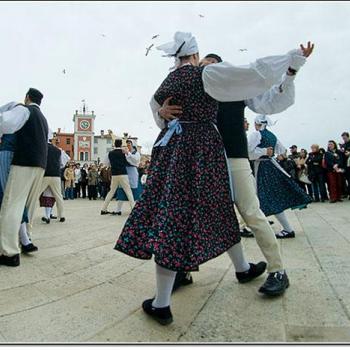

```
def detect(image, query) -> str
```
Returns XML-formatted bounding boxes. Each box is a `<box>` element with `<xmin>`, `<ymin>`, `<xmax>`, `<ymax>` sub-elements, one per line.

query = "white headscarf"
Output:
<box><xmin>254</xmin><ymin>115</ymin><xmax>276</xmax><ymax>129</ymax></box>
<box><xmin>157</xmin><ymin>31</ymin><xmax>199</xmax><ymax>69</ymax></box>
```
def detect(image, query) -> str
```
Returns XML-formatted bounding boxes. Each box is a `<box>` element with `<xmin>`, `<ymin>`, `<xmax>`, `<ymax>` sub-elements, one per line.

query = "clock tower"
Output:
<box><xmin>73</xmin><ymin>102</ymin><xmax>96</xmax><ymax>162</ymax></box>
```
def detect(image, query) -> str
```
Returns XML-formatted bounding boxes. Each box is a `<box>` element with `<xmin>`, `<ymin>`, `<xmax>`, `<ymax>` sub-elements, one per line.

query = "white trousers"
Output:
<box><xmin>38</xmin><ymin>177</ymin><xmax>65</xmax><ymax>220</ymax></box>
<box><xmin>0</xmin><ymin>166</ymin><xmax>44</xmax><ymax>256</ymax></box>
<box><xmin>228</xmin><ymin>158</ymin><xmax>283</xmax><ymax>273</ymax></box>
<box><xmin>102</xmin><ymin>175</ymin><xmax>135</xmax><ymax>212</ymax></box>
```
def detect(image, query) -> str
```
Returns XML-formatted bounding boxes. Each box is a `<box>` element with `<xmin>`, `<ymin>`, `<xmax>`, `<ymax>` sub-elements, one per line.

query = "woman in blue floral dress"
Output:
<box><xmin>248</xmin><ymin>115</ymin><xmax>312</xmax><ymax>240</ymax></box>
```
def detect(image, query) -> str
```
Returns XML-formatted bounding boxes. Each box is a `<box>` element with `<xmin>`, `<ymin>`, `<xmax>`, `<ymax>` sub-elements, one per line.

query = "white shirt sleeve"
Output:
<box><xmin>245</xmin><ymin>74</ymin><xmax>295</xmax><ymax>114</ymax></box>
<box><xmin>248</xmin><ymin>131</ymin><xmax>268</xmax><ymax>160</ymax></box>
<box><xmin>0</xmin><ymin>104</ymin><xmax>30</xmax><ymax>138</ymax></box>
<box><xmin>202</xmin><ymin>50</ymin><xmax>305</xmax><ymax>102</ymax></box>
<box><xmin>275</xmin><ymin>139</ymin><xmax>287</xmax><ymax>156</ymax></box>
<box><xmin>125</xmin><ymin>151</ymin><xmax>141</xmax><ymax>167</ymax></box>
<box><xmin>0</xmin><ymin>102</ymin><xmax>19</xmax><ymax>113</ymax></box>
<box><xmin>60</xmin><ymin>149</ymin><xmax>71</xmax><ymax>167</ymax></box>
<box><xmin>104</xmin><ymin>153</ymin><xmax>111</xmax><ymax>167</ymax></box>
<box><xmin>150</xmin><ymin>96</ymin><xmax>166</xmax><ymax>130</ymax></box>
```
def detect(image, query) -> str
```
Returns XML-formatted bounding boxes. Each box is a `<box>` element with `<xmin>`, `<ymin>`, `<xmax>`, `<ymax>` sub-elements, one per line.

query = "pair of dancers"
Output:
<box><xmin>114</xmin><ymin>31</ymin><xmax>314</xmax><ymax>325</ymax></box>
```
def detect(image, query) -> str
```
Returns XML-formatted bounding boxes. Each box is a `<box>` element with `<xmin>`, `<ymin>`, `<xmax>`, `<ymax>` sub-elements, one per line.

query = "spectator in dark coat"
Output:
<box><xmin>306</xmin><ymin>144</ymin><xmax>328</xmax><ymax>202</ymax></box>
<box><xmin>325</xmin><ymin>140</ymin><xmax>344</xmax><ymax>203</ymax></box>
<box><xmin>339</xmin><ymin>132</ymin><xmax>350</xmax><ymax>198</ymax></box>
<box><xmin>277</xmin><ymin>153</ymin><xmax>298</xmax><ymax>180</ymax></box>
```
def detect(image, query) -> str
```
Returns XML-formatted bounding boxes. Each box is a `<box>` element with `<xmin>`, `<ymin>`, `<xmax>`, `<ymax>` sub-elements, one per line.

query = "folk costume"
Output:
<box><xmin>0</xmin><ymin>89</ymin><xmax>48</xmax><ymax>264</ymax></box>
<box><xmin>248</xmin><ymin>115</ymin><xmax>312</xmax><ymax>238</ymax></box>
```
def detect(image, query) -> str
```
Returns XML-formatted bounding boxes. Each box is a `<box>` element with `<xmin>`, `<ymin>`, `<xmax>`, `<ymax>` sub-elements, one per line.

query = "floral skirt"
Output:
<box><xmin>114</xmin><ymin>123</ymin><xmax>240</xmax><ymax>272</ymax></box>
<box><xmin>256</xmin><ymin>159</ymin><xmax>313</xmax><ymax>217</ymax></box>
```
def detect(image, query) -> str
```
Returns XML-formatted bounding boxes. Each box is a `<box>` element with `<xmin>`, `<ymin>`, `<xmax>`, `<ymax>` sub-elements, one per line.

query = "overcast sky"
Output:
<box><xmin>1</xmin><ymin>1</ymin><xmax>349</xmax><ymax>153</ymax></box>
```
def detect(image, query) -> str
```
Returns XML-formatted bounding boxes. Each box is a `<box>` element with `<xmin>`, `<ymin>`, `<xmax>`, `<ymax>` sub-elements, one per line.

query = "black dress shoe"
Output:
<box><xmin>22</xmin><ymin>243</ymin><xmax>39</xmax><ymax>254</ymax></box>
<box><xmin>111</xmin><ymin>211</ymin><xmax>122</xmax><ymax>216</ymax></box>
<box><xmin>236</xmin><ymin>262</ymin><xmax>267</xmax><ymax>284</ymax></box>
<box><xmin>275</xmin><ymin>230</ymin><xmax>295</xmax><ymax>239</ymax></box>
<box><xmin>142</xmin><ymin>299</ymin><xmax>173</xmax><ymax>325</ymax></box>
<box><xmin>240</xmin><ymin>228</ymin><xmax>254</xmax><ymax>238</ymax></box>
<box><xmin>50</xmin><ymin>215</ymin><xmax>58</xmax><ymax>219</ymax></box>
<box><xmin>259</xmin><ymin>271</ymin><xmax>289</xmax><ymax>296</ymax></box>
<box><xmin>100</xmin><ymin>210</ymin><xmax>110</xmax><ymax>215</ymax></box>
<box><xmin>59</xmin><ymin>217</ymin><xmax>66</xmax><ymax>223</ymax></box>
<box><xmin>41</xmin><ymin>217</ymin><xmax>50</xmax><ymax>224</ymax></box>
<box><xmin>172</xmin><ymin>272</ymin><xmax>193</xmax><ymax>292</ymax></box>
<box><xmin>0</xmin><ymin>254</ymin><xmax>20</xmax><ymax>267</ymax></box>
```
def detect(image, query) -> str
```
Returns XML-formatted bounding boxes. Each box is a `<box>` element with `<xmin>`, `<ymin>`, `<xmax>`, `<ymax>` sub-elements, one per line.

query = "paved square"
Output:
<box><xmin>1</xmin><ymin>199</ymin><xmax>350</xmax><ymax>342</ymax></box>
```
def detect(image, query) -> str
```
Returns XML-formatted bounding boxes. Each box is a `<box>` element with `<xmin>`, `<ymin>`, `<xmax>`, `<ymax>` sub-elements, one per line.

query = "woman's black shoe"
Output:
<box><xmin>100</xmin><ymin>210</ymin><xmax>110</xmax><ymax>215</ymax></box>
<box><xmin>111</xmin><ymin>211</ymin><xmax>122</xmax><ymax>216</ymax></box>
<box><xmin>0</xmin><ymin>254</ymin><xmax>20</xmax><ymax>267</ymax></box>
<box><xmin>172</xmin><ymin>272</ymin><xmax>193</xmax><ymax>292</ymax></box>
<box><xmin>22</xmin><ymin>243</ymin><xmax>39</xmax><ymax>254</ymax></box>
<box><xmin>142</xmin><ymin>299</ymin><xmax>173</xmax><ymax>325</ymax></box>
<box><xmin>41</xmin><ymin>217</ymin><xmax>50</xmax><ymax>224</ymax></box>
<box><xmin>240</xmin><ymin>228</ymin><xmax>254</xmax><ymax>238</ymax></box>
<box><xmin>236</xmin><ymin>262</ymin><xmax>267</xmax><ymax>284</ymax></box>
<box><xmin>275</xmin><ymin>230</ymin><xmax>295</xmax><ymax>239</ymax></box>
<box><xmin>50</xmin><ymin>215</ymin><xmax>58</xmax><ymax>219</ymax></box>
<box><xmin>59</xmin><ymin>217</ymin><xmax>66</xmax><ymax>223</ymax></box>
<box><xmin>259</xmin><ymin>271</ymin><xmax>289</xmax><ymax>296</ymax></box>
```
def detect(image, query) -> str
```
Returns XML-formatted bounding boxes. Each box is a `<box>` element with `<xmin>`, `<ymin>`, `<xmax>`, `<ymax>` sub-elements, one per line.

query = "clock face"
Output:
<box><xmin>80</xmin><ymin>120</ymin><xmax>90</xmax><ymax>130</ymax></box>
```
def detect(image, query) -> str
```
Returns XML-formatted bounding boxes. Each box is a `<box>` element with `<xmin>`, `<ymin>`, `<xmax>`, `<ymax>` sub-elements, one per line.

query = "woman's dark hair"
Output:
<box><xmin>114</xmin><ymin>139</ymin><xmax>123</xmax><ymax>148</ymax></box>
<box><xmin>319</xmin><ymin>148</ymin><xmax>326</xmax><ymax>154</ymax></box>
<box><xmin>328</xmin><ymin>140</ymin><xmax>338</xmax><ymax>151</ymax></box>
<box><xmin>300</xmin><ymin>148</ymin><xmax>308</xmax><ymax>158</ymax></box>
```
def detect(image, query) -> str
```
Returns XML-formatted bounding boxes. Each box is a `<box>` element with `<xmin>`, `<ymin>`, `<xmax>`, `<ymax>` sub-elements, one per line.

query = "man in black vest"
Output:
<box><xmin>101</xmin><ymin>139</ymin><xmax>135</xmax><ymax>215</ymax></box>
<box><xmin>36</xmin><ymin>134</ymin><xmax>70</xmax><ymax>225</ymax></box>
<box><xmin>154</xmin><ymin>44</ymin><xmax>314</xmax><ymax>296</ymax></box>
<box><xmin>0</xmin><ymin>88</ymin><xmax>48</xmax><ymax>267</ymax></box>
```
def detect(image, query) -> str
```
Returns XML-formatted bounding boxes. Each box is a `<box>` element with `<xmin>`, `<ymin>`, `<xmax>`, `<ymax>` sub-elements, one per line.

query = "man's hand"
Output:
<box><xmin>266</xmin><ymin>147</ymin><xmax>274</xmax><ymax>157</ymax></box>
<box><xmin>300</xmin><ymin>41</ymin><xmax>314</xmax><ymax>58</ymax></box>
<box><xmin>159</xmin><ymin>97</ymin><xmax>182</xmax><ymax>122</ymax></box>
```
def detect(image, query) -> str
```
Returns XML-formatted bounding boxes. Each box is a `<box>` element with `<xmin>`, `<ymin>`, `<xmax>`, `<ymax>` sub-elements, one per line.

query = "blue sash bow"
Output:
<box><xmin>154</xmin><ymin>119</ymin><xmax>183</xmax><ymax>147</ymax></box>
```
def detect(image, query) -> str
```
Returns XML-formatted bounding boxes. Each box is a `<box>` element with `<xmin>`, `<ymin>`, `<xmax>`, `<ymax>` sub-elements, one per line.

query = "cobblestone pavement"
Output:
<box><xmin>1</xmin><ymin>198</ymin><xmax>350</xmax><ymax>343</ymax></box>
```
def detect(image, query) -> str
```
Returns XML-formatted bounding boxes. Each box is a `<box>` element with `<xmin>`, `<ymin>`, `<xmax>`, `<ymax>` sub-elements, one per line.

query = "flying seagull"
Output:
<box><xmin>145</xmin><ymin>43</ymin><xmax>154</xmax><ymax>56</ymax></box>
<box><xmin>199</xmin><ymin>14</ymin><xmax>205</xmax><ymax>18</ymax></box>
<box><xmin>62</xmin><ymin>69</ymin><xmax>66</xmax><ymax>74</ymax></box>
<box><xmin>100</xmin><ymin>34</ymin><xmax>106</xmax><ymax>37</ymax></box>
<box><xmin>239</xmin><ymin>48</ymin><xmax>248</xmax><ymax>52</ymax></box>
<box><xmin>152</xmin><ymin>34</ymin><xmax>159</xmax><ymax>40</ymax></box>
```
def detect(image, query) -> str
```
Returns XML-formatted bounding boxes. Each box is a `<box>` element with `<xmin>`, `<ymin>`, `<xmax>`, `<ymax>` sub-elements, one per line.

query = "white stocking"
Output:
<box><xmin>275</xmin><ymin>212</ymin><xmax>294</xmax><ymax>233</ymax></box>
<box><xmin>152</xmin><ymin>264</ymin><xmax>177</xmax><ymax>308</ymax></box>
<box><xmin>116</xmin><ymin>201</ymin><xmax>123</xmax><ymax>213</ymax></box>
<box><xmin>45</xmin><ymin>207</ymin><xmax>52</xmax><ymax>219</ymax></box>
<box><xmin>19</xmin><ymin>223</ymin><xmax>31</xmax><ymax>246</ymax></box>
<box><xmin>227</xmin><ymin>242</ymin><xmax>250</xmax><ymax>273</ymax></box>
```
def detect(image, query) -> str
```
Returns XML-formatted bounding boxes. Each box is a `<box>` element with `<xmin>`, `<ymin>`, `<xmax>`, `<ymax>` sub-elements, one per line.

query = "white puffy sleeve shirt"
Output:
<box><xmin>202</xmin><ymin>50</ymin><xmax>304</xmax><ymax>102</ymax></box>
<box><xmin>151</xmin><ymin>49</ymin><xmax>305</xmax><ymax>129</ymax></box>
<box><xmin>248</xmin><ymin>131</ymin><xmax>287</xmax><ymax>160</ymax></box>
<box><xmin>0</xmin><ymin>103</ymin><xmax>30</xmax><ymax>138</ymax></box>
<box><xmin>125</xmin><ymin>151</ymin><xmax>141</xmax><ymax>167</ymax></box>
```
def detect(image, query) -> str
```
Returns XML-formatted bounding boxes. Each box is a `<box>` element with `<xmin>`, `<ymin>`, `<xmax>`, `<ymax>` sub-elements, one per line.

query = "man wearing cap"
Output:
<box><xmin>155</xmin><ymin>44</ymin><xmax>314</xmax><ymax>296</ymax></box>
<box><xmin>288</xmin><ymin>145</ymin><xmax>300</xmax><ymax>161</ymax></box>
<box><xmin>0</xmin><ymin>88</ymin><xmax>48</xmax><ymax>266</ymax></box>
